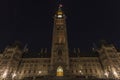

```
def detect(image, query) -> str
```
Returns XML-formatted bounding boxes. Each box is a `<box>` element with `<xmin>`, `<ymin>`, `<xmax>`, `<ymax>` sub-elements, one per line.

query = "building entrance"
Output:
<box><xmin>56</xmin><ymin>66</ymin><xmax>63</xmax><ymax>76</ymax></box>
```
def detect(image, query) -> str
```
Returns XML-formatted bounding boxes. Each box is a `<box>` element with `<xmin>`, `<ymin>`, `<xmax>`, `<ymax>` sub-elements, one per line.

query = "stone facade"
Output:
<box><xmin>0</xmin><ymin>5</ymin><xmax>120</xmax><ymax>80</ymax></box>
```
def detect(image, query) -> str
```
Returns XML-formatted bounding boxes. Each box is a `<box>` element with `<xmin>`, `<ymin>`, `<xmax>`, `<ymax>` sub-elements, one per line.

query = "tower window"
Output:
<box><xmin>56</xmin><ymin>19</ymin><xmax>64</xmax><ymax>25</ymax></box>
<box><xmin>58</xmin><ymin>49</ymin><xmax>62</xmax><ymax>56</ymax></box>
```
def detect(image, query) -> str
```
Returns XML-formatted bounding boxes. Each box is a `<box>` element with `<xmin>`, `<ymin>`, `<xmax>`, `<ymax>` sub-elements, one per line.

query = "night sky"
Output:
<box><xmin>0</xmin><ymin>0</ymin><xmax>120</xmax><ymax>55</ymax></box>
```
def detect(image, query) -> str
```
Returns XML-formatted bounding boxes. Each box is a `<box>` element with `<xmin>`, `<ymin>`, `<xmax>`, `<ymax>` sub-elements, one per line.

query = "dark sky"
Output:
<box><xmin>0</xmin><ymin>0</ymin><xmax>120</xmax><ymax>54</ymax></box>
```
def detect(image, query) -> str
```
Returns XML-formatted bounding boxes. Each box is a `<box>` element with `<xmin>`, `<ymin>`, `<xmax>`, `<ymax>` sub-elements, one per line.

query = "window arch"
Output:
<box><xmin>56</xmin><ymin>66</ymin><xmax>64</xmax><ymax>76</ymax></box>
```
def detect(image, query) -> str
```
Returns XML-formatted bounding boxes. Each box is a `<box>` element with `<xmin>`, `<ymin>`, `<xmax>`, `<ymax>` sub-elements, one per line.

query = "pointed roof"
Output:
<box><xmin>58</xmin><ymin>4</ymin><xmax>63</xmax><ymax>11</ymax></box>
<box><xmin>57</xmin><ymin>4</ymin><xmax>63</xmax><ymax>15</ymax></box>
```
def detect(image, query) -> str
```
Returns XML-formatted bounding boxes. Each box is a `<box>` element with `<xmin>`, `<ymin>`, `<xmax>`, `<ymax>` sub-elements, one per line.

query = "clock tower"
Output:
<box><xmin>50</xmin><ymin>4</ymin><xmax>69</xmax><ymax>76</ymax></box>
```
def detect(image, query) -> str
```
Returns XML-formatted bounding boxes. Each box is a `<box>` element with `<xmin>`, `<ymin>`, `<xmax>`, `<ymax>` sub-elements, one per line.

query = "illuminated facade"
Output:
<box><xmin>0</xmin><ymin>5</ymin><xmax>120</xmax><ymax>80</ymax></box>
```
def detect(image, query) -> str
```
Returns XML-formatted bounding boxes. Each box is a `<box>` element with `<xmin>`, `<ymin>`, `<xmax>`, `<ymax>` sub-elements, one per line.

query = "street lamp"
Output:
<box><xmin>79</xmin><ymin>70</ymin><xmax>83</xmax><ymax>75</ymax></box>
<box><xmin>39</xmin><ymin>71</ymin><xmax>42</xmax><ymax>74</ymax></box>
<box><xmin>79</xmin><ymin>70</ymin><xmax>81</xmax><ymax>73</ymax></box>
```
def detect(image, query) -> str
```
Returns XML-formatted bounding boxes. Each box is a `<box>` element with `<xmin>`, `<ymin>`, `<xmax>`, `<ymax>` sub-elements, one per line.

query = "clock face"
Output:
<box><xmin>58</xmin><ymin>15</ymin><xmax>62</xmax><ymax>18</ymax></box>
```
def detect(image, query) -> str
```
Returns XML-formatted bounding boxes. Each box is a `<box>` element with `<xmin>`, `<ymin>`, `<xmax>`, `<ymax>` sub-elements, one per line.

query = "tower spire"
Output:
<box><xmin>58</xmin><ymin>4</ymin><xmax>63</xmax><ymax>13</ymax></box>
<box><xmin>59</xmin><ymin>4</ymin><xmax>63</xmax><ymax>9</ymax></box>
<box><xmin>57</xmin><ymin>0</ymin><xmax>63</xmax><ymax>11</ymax></box>
<box><xmin>56</xmin><ymin>4</ymin><xmax>64</xmax><ymax>18</ymax></box>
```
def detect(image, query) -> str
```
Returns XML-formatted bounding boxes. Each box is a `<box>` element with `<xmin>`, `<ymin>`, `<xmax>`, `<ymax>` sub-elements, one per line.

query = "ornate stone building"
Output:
<box><xmin>0</xmin><ymin>5</ymin><xmax>120</xmax><ymax>80</ymax></box>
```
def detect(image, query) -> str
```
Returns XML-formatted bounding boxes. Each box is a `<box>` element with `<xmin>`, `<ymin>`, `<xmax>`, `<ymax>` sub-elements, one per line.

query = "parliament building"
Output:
<box><xmin>0</xmin><ymin>5</ymin><xmax>120</xmax><ymax>80</ymax></box>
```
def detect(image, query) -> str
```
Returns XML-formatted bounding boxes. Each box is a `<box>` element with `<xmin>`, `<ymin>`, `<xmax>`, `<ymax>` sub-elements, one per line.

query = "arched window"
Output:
<box><xmin>56</xmin><ymin>66</ymin><xmax>63</xmax><ymax>76</ymax></box>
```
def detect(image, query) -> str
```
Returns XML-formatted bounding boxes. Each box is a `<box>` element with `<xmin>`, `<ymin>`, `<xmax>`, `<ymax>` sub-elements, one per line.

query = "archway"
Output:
<box><xmin>56</xmin><ymin>66</ymin><xmax>63</xmax><ymax>76</ymax></box>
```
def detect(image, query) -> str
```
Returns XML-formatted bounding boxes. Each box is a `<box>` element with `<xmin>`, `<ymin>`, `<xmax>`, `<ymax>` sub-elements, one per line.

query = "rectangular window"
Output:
<box><xmin>90</xmin><ymin>69</ymin><xmax>92</xmax><ymax>73</ymax></box>
<box><xmin>29</xmin><ymin>70</ymin><xmax>31</xmax><ymax>73</ymax></box>
<box><xmin>95</xmin><ymin>69</ymin><xmax>97</xmax><ymax>73</ymax></box>
<box><xmin>24</xmin><ymin>70</ymin><xmax>26</xmax><ymax>73</ymax></box>
<box><xmin>85</xmin><ymin>69</ymin><xmax>87</xmax><ymax>73</ymax></box>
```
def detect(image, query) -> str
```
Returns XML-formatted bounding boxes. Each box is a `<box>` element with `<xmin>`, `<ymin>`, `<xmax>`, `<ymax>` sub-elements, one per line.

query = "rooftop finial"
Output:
<box><xmin>58</xmin><ymin>4</ymin><xmax>63</xmax><ymax>11</ymax></box>
<box><xmin>59</xmin><ymin>4</ymin><xmax>63</xmax><ymax>8</ymax></box>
